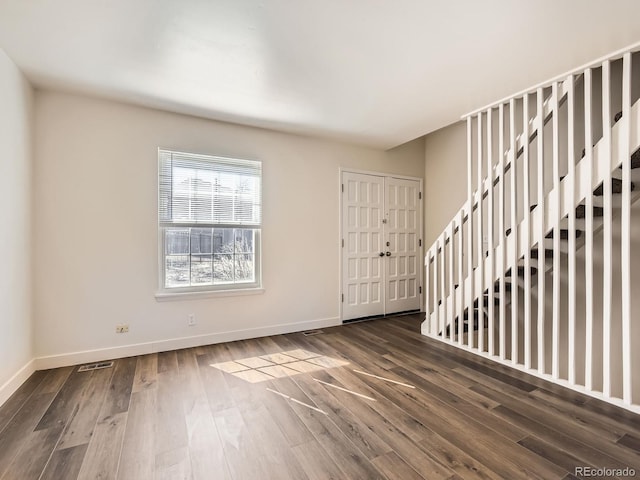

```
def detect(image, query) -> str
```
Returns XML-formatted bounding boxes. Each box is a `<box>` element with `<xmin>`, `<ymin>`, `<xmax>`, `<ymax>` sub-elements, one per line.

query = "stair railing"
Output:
<box><xmin>424</xmin><ymin>41</ymin><xmax>640</xmax><ymax>414</ymax></box>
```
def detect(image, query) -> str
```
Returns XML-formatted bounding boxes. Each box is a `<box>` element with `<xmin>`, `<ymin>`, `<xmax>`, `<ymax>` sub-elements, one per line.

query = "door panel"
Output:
<box><xmin>342</xmin><ymin>172</ymin><xmax>385</xmax><ymax>320</ymax></box>
<box><xmin>385</xmin><ymin>177</ymin><xmax>421</xmax><ymax>314</ymax></box>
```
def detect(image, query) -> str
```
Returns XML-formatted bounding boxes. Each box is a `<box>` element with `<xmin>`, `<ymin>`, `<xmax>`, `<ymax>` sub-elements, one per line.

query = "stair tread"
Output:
<box><xmin>442</xmin><ymin>310</ymin><xmax>488</xmax><ymax>336</ymax></box>
<box><xmin>506</xmin><ymin>265</ymin><xmax>538</xmax><ymax>277</ymax></box>
<box><xmin>474</xmin><ymin>297</ymin><xmax>500</xmax><ymax>308</ymax></box>
<box><xmin>575</xmin><ymin>204</ymin><xmax>604</xmax><ymax>219</ymax></box>
<box><xmin>619</xmin><ymin>147</ymin><xmax>640</xmax><ymax>170</ymax></box>
<box><xmin>615</xmin><ymin>111</ymin><xmax>623</xmax><ymax>123</ymax></box>
<box><xmin>545</xmin><ymin>229</ymin><xmax>583</xmax><ymax>240</ymax></box>
<box><xmin>593</xmin><ymin>178</ymin><xmax>635</xmax><ymax>196</ymax></box>
<box><xmin>530</xmin><ymin>248</ymin><xmax>554</xmax><ymax>259</ymax></box>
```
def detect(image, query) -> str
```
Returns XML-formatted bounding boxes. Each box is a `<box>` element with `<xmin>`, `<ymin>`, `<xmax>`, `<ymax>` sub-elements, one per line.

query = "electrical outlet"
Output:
<box><xmin>188</xmin><ymin>314</ymin><xmax>196</xmax><ymax>326</ymax></box>
<box><xmin>116</xmin><ymin>324</ymin><xmax>129</xmax><ymax>333</ymax></box>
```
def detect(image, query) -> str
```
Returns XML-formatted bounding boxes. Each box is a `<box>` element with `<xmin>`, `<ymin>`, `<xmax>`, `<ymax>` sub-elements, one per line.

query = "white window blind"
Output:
<box><xmin>158</xmin><ymin>150</ymin><xmax>262</xmax><ymax>292</ymax></box>
<box><xmin>159</xmin><ymin>150</ymin><xmax>261</xmax><ymax>226</ymax></box>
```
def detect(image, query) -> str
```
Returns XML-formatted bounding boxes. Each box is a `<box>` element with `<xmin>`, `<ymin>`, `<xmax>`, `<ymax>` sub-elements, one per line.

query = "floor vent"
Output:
<box><xmin>78</xmin><ymin>361</ymin><xmax>114</xmax><ymax>372</ymax></box>
<box><xmin>302</xmin><ymin>329</ymin><xmax>324</xmax><ymax>336</ymax></box>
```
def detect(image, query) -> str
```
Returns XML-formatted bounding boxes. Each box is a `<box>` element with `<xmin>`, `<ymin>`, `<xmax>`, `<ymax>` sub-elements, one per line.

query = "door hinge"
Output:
<box><xmin>419</xmin><ymin>191</ymin><xmax>422</xmax><ymax>200</ymax></box>
<box><xmin>419</xmin><ymin>239</ymin><xmax>422</xmax><ymax>247</ymax></box>
<box><xmin>341</xmin><ymin>238</ymin><xmax>344</xmax><ymax>248</ymax></box>
<box><xmin>341</xmin><ymin>184</ymin><xmax>344</xmax><ymax>193</ymax></box>
<box><xmin>419</xmin><ymin>286</ymin><xmax>422</xmax><ymax>294</ymax></box>
<box><xmin>341</xmin><ymin>294</ymin><xmax>344</xmax><ymax>302</ymax></box>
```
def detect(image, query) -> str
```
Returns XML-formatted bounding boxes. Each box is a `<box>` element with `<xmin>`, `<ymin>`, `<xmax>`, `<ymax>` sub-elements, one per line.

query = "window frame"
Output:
<box><xmin>156</xmin><ymin>149</ymin><xmax>263</xmax><ymax>299</ymax></box>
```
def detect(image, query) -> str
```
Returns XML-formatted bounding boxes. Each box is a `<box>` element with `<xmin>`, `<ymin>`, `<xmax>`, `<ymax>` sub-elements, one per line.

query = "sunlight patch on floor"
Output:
<box><xmin>210</xmin><ymin>349</ymin><xmax>349</xmax><ymax>383</ymax></box>
<box><xmin>313</xmin><ymin>377</ymin><xmax>376</xmax><ymax>401</ymax></box>
<box><xmin>266</xmin><ymin>387</ymin><xmax>328</xmax><ymax>415</ymax></box>
<box><xmin>352</xmin><ymin>369</ymin><xmax>415</xmax><ymax>388</ymax></box>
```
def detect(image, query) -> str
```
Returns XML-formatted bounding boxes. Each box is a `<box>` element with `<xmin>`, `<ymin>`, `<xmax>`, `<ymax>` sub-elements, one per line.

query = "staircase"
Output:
<box><xmin>423</xmin><ymin>43</ymin><xmax>640</xmax><ymax>413</ymax></box>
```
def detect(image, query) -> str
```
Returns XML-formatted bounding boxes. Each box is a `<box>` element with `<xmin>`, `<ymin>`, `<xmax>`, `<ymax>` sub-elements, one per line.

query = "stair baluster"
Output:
<box><xmin>621</xmin><ymin>52</ymin><xmax>632</xmax><ymax>404</ymax></box>
<box><xmin>476</xmin><ymin>112</ymin><xmax>485</xmax><ymax>352</ymax></box>
<box><xmin>487</xmin><ymin>108</ymin><xmax>495</xmax><ymax>356</ymax></box>
<box><xmin>566</xmin><ymin>73</ymin><xmax>576</xmax><ymax>385</ymax></box>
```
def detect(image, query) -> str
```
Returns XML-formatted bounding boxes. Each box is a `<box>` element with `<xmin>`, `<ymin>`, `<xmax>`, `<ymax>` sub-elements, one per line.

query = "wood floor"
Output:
<box><xmin>1</xmin><ymin>315</ymin><xmax>639</xmax><ymax>480</ymax></box>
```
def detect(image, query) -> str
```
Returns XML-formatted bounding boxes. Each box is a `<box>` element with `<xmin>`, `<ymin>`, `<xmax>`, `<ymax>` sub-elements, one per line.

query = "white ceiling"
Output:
<box><xmin>1</xmin><ymin>0</ymin><xmax>640</xmax><ymax>149</ymax></box>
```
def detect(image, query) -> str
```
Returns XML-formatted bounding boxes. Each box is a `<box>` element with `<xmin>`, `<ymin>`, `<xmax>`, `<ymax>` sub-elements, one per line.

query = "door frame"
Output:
<box><xmin>339</xmin><ymin>167</ymin><xmax>424</xmax><ymax>322</ymax></box>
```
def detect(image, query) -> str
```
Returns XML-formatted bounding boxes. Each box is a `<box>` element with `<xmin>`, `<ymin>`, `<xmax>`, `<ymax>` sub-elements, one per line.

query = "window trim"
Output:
<box><xmin>155</xmin><ymin>286</ymin><xmax>265</xmax><ymax>302</ymax></box>
<box><xmin>156</xmin><ymin>149</ymin><xmax>262</xmax><ymax>298</ymax></box>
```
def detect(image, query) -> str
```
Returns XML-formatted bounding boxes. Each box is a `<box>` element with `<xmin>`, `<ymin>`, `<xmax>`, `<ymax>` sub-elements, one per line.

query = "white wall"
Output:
<box><xmin>0</xmin><ymin>49</ymin><xmax>33</xmax><ymax>395</ymax></box>
<box><xmin>424</xmin><ymin>121</ymin><xmax>467</xmax><ymax>247</ymax></box>
<box><xmin>33</xmin><ymin>91</ymin><xmax>425</xmax><ymax>363</ymax></box>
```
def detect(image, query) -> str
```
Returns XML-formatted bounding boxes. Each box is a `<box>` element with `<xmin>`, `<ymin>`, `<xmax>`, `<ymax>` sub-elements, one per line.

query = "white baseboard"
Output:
<box><xmin>0</xmin><ymin>359</ymin><xmax>37</xmax><ymax>408</ymax></box>
<box><xmin>35</xmin><ymin>316</ymin><xmax>340</xmax><ymax>370</ymax></box>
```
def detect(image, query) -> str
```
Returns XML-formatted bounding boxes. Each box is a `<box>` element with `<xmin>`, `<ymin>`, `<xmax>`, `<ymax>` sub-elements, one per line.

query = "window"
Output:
<box><xmin>158</xmin><ymin>149</ymin><xmax>262</xmax><ymax>294</ymax></box>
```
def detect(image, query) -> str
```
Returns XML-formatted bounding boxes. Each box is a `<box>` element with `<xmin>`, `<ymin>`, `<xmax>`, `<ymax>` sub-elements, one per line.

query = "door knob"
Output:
<box><xmin>379</xmin><ymin>252</ymin><xmax>385</xmax><ymax>257</ymax></box>
<box><xmin>385</xmin><ymin>251</ymin><xmax>391</xmax><ymax>256</ymax></box>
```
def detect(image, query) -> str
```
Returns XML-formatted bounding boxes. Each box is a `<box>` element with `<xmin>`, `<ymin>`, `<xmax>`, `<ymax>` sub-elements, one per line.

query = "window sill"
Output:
<box><xmin>155</xmin><ymin>287</ymin><xmax>265</xmax><ymax>302</ymax></box>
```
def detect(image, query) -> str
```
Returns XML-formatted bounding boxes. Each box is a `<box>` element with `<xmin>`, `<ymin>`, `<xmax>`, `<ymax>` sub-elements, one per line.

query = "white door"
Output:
<box><xmin>342</xmin><ymin>172</ymin><xmax>385</xmax><ymax>320</ymax></box>
<box><xmin>385</xmin><ymin>177</ymin><xmax>421</xmax><ymax>314</ymax></box>
<box><xmin>341</xmin><ymin>172</ymin><xmax>421</xmax><ymax>321</ymax></box>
